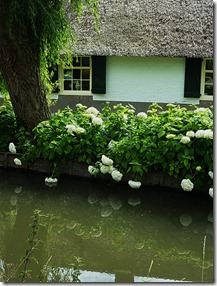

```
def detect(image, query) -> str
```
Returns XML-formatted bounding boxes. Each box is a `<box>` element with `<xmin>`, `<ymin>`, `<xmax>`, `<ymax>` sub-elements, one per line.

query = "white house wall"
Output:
<box><xmin>93</xmin><ymin>56</ymin><xmax>200</xmax><ymax>105</ymax></box>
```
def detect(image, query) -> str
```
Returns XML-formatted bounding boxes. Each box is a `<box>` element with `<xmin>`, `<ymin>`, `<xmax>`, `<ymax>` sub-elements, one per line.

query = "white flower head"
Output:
<box><xmin>209</xmin><ymin>188</ymin><xmax>213</xmax><ymax>198</ymax></box>
<box><xmin>92</xmin><ymin>116</ymin><xmax>103</xmax><ymax>126</ymax></box>
<box><xmin>137</xmin><ymin>112</ymin><xmax>147</xmax><ymax>119</ymax></box>
<box><xmin>180</xmin><ymin>136</ymin><xmax>191</xmax><ymax>144</ymax></box>
<box><xmin>186</xmin><ymin>131</ymin><xmax>195</xmax><ymax>138</ymax></box>
<box><xmin>195</xmin><ymin>130</ymin><xmax>205</xmax><ymax>138</ymax></box>
<box><xmin>66</xmin><ymin>124</ymin><xmax>77</xmax><ymax>134</ymax></box>
<box><xmin>76</xmin><ymin>103</ymin><xmax>87</xmax><ymax>109</ymax></box>
<box><xmin>194</xmin><ymin>107</ymin><xmax>207</xmax><ymax>113</ymax></box>
<box><xmin>101</xmin><ymin>155</ymin><xmax>113</xmax><ymax>166</ymax></box>
<box><xmin>100</xmin><ymin>165</ymin><xmax>110</xmax><ymax>174</ymax></box>
<box><xmin>111</xmin><ymin>170</ymin><xmax>123</xmax><ymax>182</ymax></box>
<box><xmin>208</xmin><ymin>171</ymin><xmax>213</xmax><ymax>180</ymax></box>
<box><xmin>9</xmin><ymin>142</ymin><xmax>16</xmax><ymax>154</ymax></box>
<box><xmin>128</xmin><ymin>180</ymin><xmax>142</xmax><ymax>189</ymax></box>
<box><xmin>86</xmin><ymin>107</ymin><xmax>99</xmax><ymax>116</ymax></box>
<box><xmin>204</xmin><ymin>129</ymin><xmax>213</xmax><ymax>139</ymax></box>
<box><xmin>181</xmin><ymin>179</ymin><xmax>194</xmax><ymax>192</ymax></box>
<box><xmin>14</xmin><ymin>158</ymin><xmax>22</xmax><ymax>166</ymax></box>
<box><xmin>75</xmin><ymin>127</ymin><xmax>85</xmax><ymax>134</ymax></box>
<box><xmin>123</xmin><ymin>115</ymin><xmax>128</xmax><ymax>121</ymax></box>
<box><xmin>88</xmin><ymin>165</ymin><xmax>99</xmax><ymax>176</ymax></box>
<box><xmin>108</xmin><ymin>140</ymin><xmax>118</xmax><ymax>150</ymax></box>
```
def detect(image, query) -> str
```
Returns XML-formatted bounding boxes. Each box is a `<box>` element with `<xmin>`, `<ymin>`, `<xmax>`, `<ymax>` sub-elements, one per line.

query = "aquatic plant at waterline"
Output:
<box><xmin>2</xmin><ymin>102</ymin><xmax>213</xmax><ymax>194</ymax></box>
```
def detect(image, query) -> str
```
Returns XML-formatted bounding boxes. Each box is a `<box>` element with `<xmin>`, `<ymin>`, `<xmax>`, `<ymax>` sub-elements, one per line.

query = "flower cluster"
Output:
<box><xmin>195</xmin><ymin>129</ymin><xmax>213</xmax><ymax>139</ymax></box>
<box><xmin>137</xmin><ymin>112</ymin><xmax>147</xmax><ymax>119</ymax></box>
<box><xmin>180</xmin><ymin>136</ymin><xmax>191</xmax><ymax>144</ymax></box>
<box><xmin>66</xmin><ymin>124</ymin><xmax>85</xmax><ymax>135</ymax></box>
<box><xmin>128</xmin><ymin>180</ymin><xmax>142</xmax><ymax>189</ymax></box>
<box><xmin>186</xmin><ymin>131</ymin><xmax>195</xmax><ymax>138</ymax></box>
<box><xmin>181</xmin><ymin>179</ymin><xmax>194</xmax><ymax>192</ymax></box>
<box><xmin>88</xmin><ymin>165</ymin><xmax>99</xmax><ymax>176</ymax></box>
<box><xmin>9</xmin><ymin>142</ymin><xmax>16</xmax><ymax>154</ymax></box>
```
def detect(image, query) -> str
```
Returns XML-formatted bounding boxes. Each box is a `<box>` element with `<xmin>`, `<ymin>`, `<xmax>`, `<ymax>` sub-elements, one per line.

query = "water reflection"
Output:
<box><xmin>0</xmin><ymin>169</ymin><xmax>214</xmax><ymax>282</ymax></box>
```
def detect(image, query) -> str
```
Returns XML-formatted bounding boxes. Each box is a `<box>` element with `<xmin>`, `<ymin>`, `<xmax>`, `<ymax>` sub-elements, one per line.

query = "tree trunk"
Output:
<box><xmin>0</xmin><ymin>35</ymin><xmax>51</xmax><ymax>133</ymax></box>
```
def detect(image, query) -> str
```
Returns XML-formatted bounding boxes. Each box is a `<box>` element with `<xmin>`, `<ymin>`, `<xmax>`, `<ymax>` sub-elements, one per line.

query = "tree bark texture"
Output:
<box><xmin>0</xmin><ymin>3</ymin><xmax>51</xmax><ymax>133</ymax></box>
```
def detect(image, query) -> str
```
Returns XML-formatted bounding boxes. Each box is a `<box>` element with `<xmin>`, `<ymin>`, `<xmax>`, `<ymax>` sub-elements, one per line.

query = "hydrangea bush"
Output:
<box><xmin>0</xmin><ymin>101</ymin><xmax>213</xmax><ymax>194</ymax></box>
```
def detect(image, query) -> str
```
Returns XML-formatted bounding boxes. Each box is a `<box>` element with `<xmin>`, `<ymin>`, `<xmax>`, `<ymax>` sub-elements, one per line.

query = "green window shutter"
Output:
<box><xmin>49</xmin><ymin>65</ymin><xmax>59</xmax><ymax>93</ymax></box>
<box><xmin>92</xmin><ymin>56</ymin><xmax>106</xmax><ymax>94</ymax></box>
<box><xmin>184</xmin><ymin>58</ymin><xmax>202</xmax><ymax>98</ymax></box>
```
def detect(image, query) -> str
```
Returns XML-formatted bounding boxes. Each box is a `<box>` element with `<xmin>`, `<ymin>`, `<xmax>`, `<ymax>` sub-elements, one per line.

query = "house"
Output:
<box><xmin>51</xmin><ymin>0</ymin><xmax>213</xmax><ymax>112</ymax></box>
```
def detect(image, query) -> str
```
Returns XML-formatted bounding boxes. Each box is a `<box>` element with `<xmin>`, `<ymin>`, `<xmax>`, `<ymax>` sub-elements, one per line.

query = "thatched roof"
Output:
<box><xmin>69</xmin><ymin>0</ymin><xmax>213</xmax><ymax>58</ymax></box>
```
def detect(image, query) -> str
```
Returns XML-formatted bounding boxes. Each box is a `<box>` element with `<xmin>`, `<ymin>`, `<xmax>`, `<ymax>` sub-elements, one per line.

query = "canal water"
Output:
<box><xmin>0</xmin><ymin>169</ymin><xmax>213</xmax><ymax>282</ymax></box>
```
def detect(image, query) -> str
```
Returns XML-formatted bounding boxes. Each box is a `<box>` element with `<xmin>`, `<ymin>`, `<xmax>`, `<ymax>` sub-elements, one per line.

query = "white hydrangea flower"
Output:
<box><xmin>108</xmin><ymin>165</ymin><xmax>116</xmax><ymax>174</ymax></box>
<box><xmin>88</xmin><ymin>165</ymin><xmax>99</xmax><ymax>176</ymax></box>
<box><xmin>9</xmin><ymin>142</ymin><xmax>16</xmax><ymax>154</ymax></box>
<box><xmin>181</xmin><ymin>179</ymin><xmax>194</xmax><ymax>192</ymax></box>
<box><xmin>196</xmin><ymin>166</ymin><xmax>202</xmax><ymax>171</ymax></box>
<box><xmin>14</xmin><ymin>158</ymin><xmax>22</xmax><ymax>166</ymax></box>
<box><xmin>195</xmin><ymin>130</ymin><xmax>205</xmax><ymax>138</ymax></box>
<box><xmin>111</xmin><ymin>170</ymin><xmax>123</xmax><ymax>182</ymax></box>
<box><xmin>166</xmin><ymin>134</ymin><xmax>176</xmax><ymax>139</ymax></box>
<box><xmin>209</xmin><ymin>188</ymin><xmax>213</xmax><ymax>198</ymax></box>
<box><xmin>208</xmin><ymin>171</ymin><xmax>213</xmax><ymax>180</ymax></box>
<box><xmin>128</xmin><ymin>180</ymin><xmax>142</xmax><ymax>189</ymax></box>
<box><xmin>204</xmin><ymin>129</ymin><xmax>213</xmax><ymax>139</ymax></box>
<box><xmin>66</xmin><ymin>124</ymin><xmax>77</xmax><ymax>134</ymax></box>
<box><xmin>86</xmin><ymin>107</ymin><xmax>99</xmax><ymax>116</ymax></box>
<box><xmin>100</xmin><ymin>165</ymin><xmax>110</xmax><ymax>174</ymax></box>
<box><xmin>101</xmin><ymin>155</ymin><xmax>113</xmax><ymax>166</ymax></box>
<box><xmin>137</xmin><ymin>112</ymin><xmax>147</xmax><ymax>119</ymax></box>
<box><xmin>180</xmin><ymin>136</ymin><xmax>191</xmax><ymax>144</ymax></box>
<box><xmin>84</xmin><ymin>113</ymin><xmax>96</xmax><ymax>119</ymax></box>
<box><xmin>186</xmin><ymin>131</ymin><xmax>195</xmax><ymax>138</ymax></box>
<box><xmin>123</xmin><ymin>115</ymin><xmax>128</xmax><ymax>121</ymax></box>
<box><xmin>92</xmin><ymin>117</ymin><xmax>103</xmax><ymax>125</ymax></box>
<box><xmin>76</xmin><ymin>103</ymin><xmax>87</xmax><ymax>109</ymax></box>
<box><xmin>75</xmin><ymin>127</ymin><xmax>85</xmax><ymax>134</ymax></box>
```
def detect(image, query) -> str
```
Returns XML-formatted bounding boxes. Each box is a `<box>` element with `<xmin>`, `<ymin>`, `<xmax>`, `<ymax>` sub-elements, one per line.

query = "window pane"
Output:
<box><xmin>82</xmin><ymin>69</ymin><xmax>90</xmax><ymax>79</ymax></box>
<box><xmin>204</xmin><ymin>85</ymin><xmax>213</xmax><ymax>95</ymax></box>
<box><xmin>73</xmin><ymin>69</ymin><xmax>80</xmax><ymax>79</ymax></box>
<box><xmin>73</xmin><ymin>80</ymin><xmax>81</xmax><ymax>90</ymax></box>
<box><xmin>73</xmin><ymin>57</ymin><xmax>81</xmax><ymax>67</ymax></box>
<box><xmin>82</xmin><ymin>57</ymin><xmax>90</xmax><ymax>67</ymax></box>
<box><xmin>205</xmin><ymin>73</ymin><xmax>213</xmax><ymax>84</ymax></box>
<box><xmin>82</xmin><ymin>81</ymin><xmax>90</xmax><ymax>91</ymax></box>
<box><xmin>64</xmin><ymin>69</ymin><xmax>72</xmax><ymax>79</ymax></box>
<box><xmin>64</xmin><ymin>81</ymin><xmax>72</xmax><ymax>90</ymax></box>
<box><xmin>206</xmin><ymin>60</ymin><xmax>213</xmax><ymax>70</ymax></box>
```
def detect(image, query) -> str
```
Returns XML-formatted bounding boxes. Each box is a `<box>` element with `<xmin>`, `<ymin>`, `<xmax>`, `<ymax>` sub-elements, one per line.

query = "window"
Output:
<box><xmin>200</xmin><ymin>58</ymin><xmax>213</xmax><ymax>100</ymax></box>
<box><xmin>60</xmin><ymin>56</ymin><xmax>92</xmax><ymax>94</ymax></box>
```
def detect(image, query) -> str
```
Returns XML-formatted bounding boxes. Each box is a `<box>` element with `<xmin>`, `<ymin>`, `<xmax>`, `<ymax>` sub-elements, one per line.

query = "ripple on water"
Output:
<box><xmin>101</xmin><ymin>205</ymin><xmax>113</xmax><ymax>217</ymax></box>
<box><xmin>179</xmin><ymin>213</ymin><xmax>192</xmax><ymax>227</ymax></box>
<box><xmin>14</xmin><ymin>186</ymin><xmax>22</xmax><ymax>194</ymax></box>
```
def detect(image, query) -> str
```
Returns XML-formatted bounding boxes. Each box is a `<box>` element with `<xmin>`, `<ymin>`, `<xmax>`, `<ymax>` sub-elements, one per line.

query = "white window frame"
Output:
<box><xmin>59</xmin><ymin>56</ymin><xmax>92</xmax><ymax>95</ymax></box>
<box><xmin>200</xmin><ymin>58</ymin><xmax>213</xmax><ymax>101</ymax></box>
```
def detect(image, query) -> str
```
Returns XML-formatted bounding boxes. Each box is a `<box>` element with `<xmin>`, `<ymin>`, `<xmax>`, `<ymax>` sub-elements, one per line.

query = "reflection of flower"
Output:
<box><xmin>9</xmin><ymin>142</ymin><xmax>16</xmax><ymax>154</ymax></box>
<box><xmin>14</xmin><ymin>158</ymin><xmax>22</xmax><ymax>166</ymax></box>
<box><xmin>128</xmin><ymin>180</ymin><xmax>142</xmax><ymax>189</ymax></box>
<box><xmin>181</xmin><ymin>179</ymin><xmax>194</xmax><ymax>191</ymax></box>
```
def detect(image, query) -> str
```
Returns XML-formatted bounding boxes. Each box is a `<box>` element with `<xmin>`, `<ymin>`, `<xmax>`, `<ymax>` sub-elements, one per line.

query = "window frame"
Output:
<box><xmin>200</xmin><ymin>58</ymin><xmax>213</xmax><ymax>101</ymax></box>
<box><xmin>59</xmin><ymin>56</ymin><xmax>92</xmax><ymax>95</ymax></box>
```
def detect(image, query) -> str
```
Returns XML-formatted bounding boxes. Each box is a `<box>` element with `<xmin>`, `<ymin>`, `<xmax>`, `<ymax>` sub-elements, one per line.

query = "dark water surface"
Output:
<box><xmin>0</xmin><ymin>169</ymin><xmax>214</xmax><ymax>282</ymax></box>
